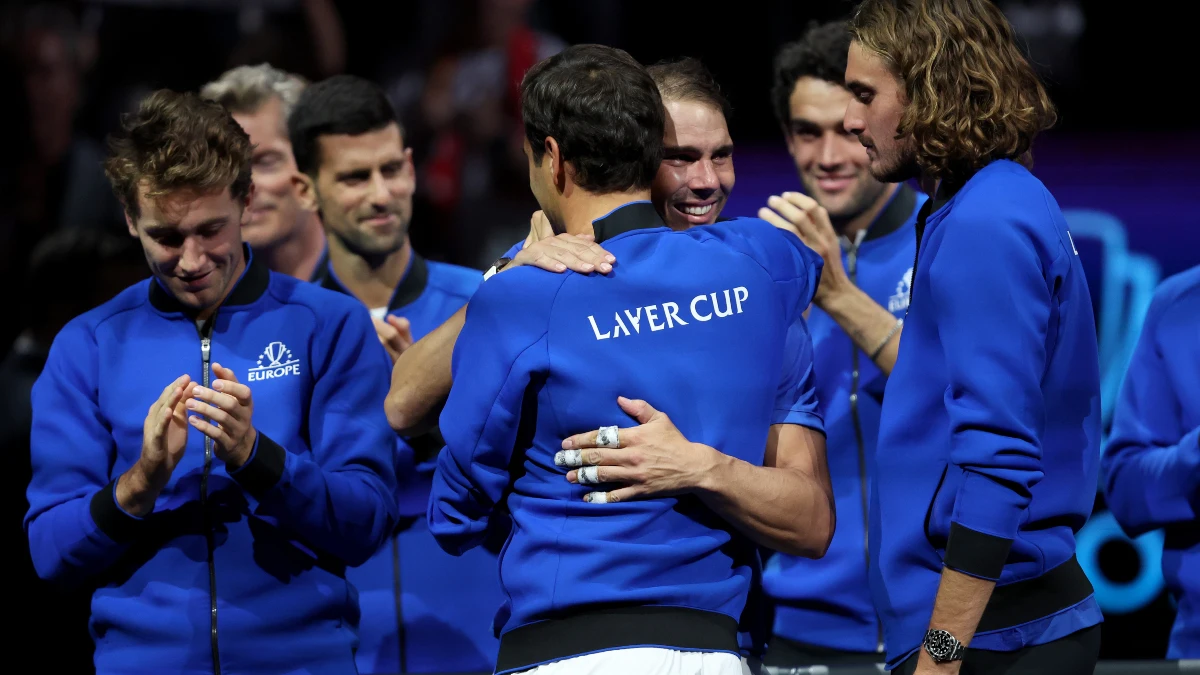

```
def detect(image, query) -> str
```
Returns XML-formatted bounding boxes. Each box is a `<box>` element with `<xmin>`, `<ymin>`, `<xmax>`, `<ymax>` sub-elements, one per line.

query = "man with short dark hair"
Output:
<box><xmin>24</xmin><ymin>89</ymin><xmax>398</xmax><ymax>675</ymax></box>
<box><xmin>754</xmin><ymin>20</ymin><xmax>927</xmax><ymax>669</ymax></box>
<box><xmin>201</xmin><ymin>63</ymin><xmax>326</xmax><ymax>281</ymax></box>
<box><xmin>287</xmin><ymin>73</ymin><xmax>503</xmax><ymax>674</ymax></box>
<box><xmin>429</xmin><ymin>43</ymin><xmax>833</xmax><ymax>675</ymax></box>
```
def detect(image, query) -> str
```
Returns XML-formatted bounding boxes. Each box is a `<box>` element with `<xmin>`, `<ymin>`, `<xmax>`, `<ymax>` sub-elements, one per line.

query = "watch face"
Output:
<box><xmin>925</xmin><ymin>629</ymin><xmax>958</xmax><ymax>660</ymax></box>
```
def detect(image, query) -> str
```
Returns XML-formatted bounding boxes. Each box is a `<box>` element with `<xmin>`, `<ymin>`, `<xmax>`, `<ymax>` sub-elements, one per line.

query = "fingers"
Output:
<box><xmin>185</xmin><ymin>399</ymin><xmax>232</xmax><ymax>426</ymax></box>
<box><xmin>208</xmin><ymin>367</ymin><xmax>252</xmax><ymax>403</ymax></box>
<box><xmin>553</xmin><ymin>448</ymin><xmax>617</xmax><ymax>468</ymax></box>
<box><xmin>757</xmin><ymin>207</ymin><xmax>801</xmax><ymax>236</ymax></box>
<box><xmin>190</xmin><ymin>386</ymin><xmax>239</xmax><ymax>412</ymax></box>
<box><xmin>766</xmin><ymin>195</ymin><xmax>810</xmax><ymax>231</ymax></box>
<box><xmin>566</xmin><ymin>465</ymin><xmax>635</xmax><ymax>485</ymax></box>
<box><xmin>151</xmin><ymin>374</ymin><xmax>192</xmax><ymax>414</ymax></box>
<box><xmin>781</xmin><ymin>192</ymin><xmax>835</xmax><ymax>234</ymax></box>
<box><xmin>386</xmin><ymin>315</ymin><xmax>414</xmax><ymax>349</ymax></box>
<box><xmin>530</xmin><ymin>210</ymin><xmax>554</xmax><ymax>240</ymax></box>
<box><xmin>211</xmin><ymin>362</ymin><xmax>240</xmax><ymax>385</ymax></box>
<box><xmin>561</xmin><ymin>425</ymin><xmax>629</xmax><ymax>450</ymax></box>
<box><xmin>188</xmin><ymin>415</ymin><xmax>231</xmax><ymax>449</ymax></box>
<box><xmin>583</xmin><ymin>487</ymin><xmax>639</xmax><ymax>504</ymax></box>
<box><xmin>155</xmin><ymin>384</ymin><xmax>186</xmax><ymax>436</ymax></box>
<box><xmin>518</xmin><ymin>236</ymin><xmax>616</xmax><ymax>275</ymax></box>
<box><xmin>617</xmin><ymin>396</ymin><xmax>658</xmax><ymax>424</ymax></box>
<box><xmin>373</xmin><ymin>317</ymin><xmax>398</xmax><ymax>342</ymax></box>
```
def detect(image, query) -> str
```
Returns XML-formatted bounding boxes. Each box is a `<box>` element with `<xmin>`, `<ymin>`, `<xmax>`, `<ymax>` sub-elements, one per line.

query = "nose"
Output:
<box><xmin>843</xmin><ymin>102</ymin><xmax>866</xmax><ymax>137</ymax></box>
<box><xmin>688</xmin><ymin>159</ymin><xmax>720</xmax><ymax>197</ymax></box>
<box><xmin>368</xmin><ymin>170</ymin><xmax>391</xmax><ymax>207</ymax></box>
<box><xmin>179</xmin><ymin>236</ymin><xmax>207</xmax><ymax>273</ymax></box>
<box><xmin>817</xmin><ymin>134</ymin><xmax>844</xmax><ymax>170</ymax></box>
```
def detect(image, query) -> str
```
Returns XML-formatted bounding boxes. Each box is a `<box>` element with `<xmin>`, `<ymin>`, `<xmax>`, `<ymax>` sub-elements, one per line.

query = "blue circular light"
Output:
<box><xmin>1076</xmin><ymin>510</ymin><xmax>1165</xmax><ymax>615</ymax></box>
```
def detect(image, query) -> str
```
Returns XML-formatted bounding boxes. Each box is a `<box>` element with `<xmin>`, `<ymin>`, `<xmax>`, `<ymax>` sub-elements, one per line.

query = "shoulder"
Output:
<box><xmin>470</xmin><ymin>266</ymin><xmax>569</xmax><ymax>319</ymax></box>
<box><xmin>1148</xmin><ymin>266</ymin><xmax>1200</xmax><ymax>320</ymax></box>
<box><xmin>425</xmin><ymin>259</ymin><xmax>483</xmax><ymax>301</ymax></box>
<box><xmin>65</xmin><ymin>280</ymin><xmax>153</xmax><ymax>339</ymax></box>
<box><xmin>698</xmin><ymin>217</ymin><xmax>824</xmax><ymax>282</ymax></box>
<box><xmin>269</xmin><ymin>271</ymin><xmax>372</xmax><ymax>326</ymax></box>
<box><xmin>951</xmin><ymin>161</ymin><xmax>1056</xmax><ymax>226</ymax></box>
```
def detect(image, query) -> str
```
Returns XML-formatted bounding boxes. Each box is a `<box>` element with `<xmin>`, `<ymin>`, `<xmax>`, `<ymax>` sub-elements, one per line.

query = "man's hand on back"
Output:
<box><xmin>508</xmin><ymin>210</ymin><xmax>617</xmax><ymax>275</ymax></box>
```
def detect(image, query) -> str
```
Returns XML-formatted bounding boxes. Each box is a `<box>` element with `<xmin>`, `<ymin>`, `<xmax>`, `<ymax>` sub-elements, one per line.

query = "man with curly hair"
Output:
<box><xmin>24</xmin><ymin>89</ymin><xmax>399</xmax><ymax>674</ymax></box>
<box><xmin>843</xmin><ymin>1</ymin><xmax>1103</xmax><ymax>674</ymax></box>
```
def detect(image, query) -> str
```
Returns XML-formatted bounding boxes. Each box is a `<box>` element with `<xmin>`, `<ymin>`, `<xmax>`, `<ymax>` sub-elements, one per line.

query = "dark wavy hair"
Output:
<box><xmin>771</xmin><ymin>20</ymin><xmax>851</xmax><ymax>127</ymax></box>
<box><xmin>850</xmin><ymin>0</ymin><xmax>1057</xmax><ymax>181</ymax></box>
<box><xmin>521</xmin><ymin>44</ymin><xmax>664</xmax><ymax>193</ymax></box>
<box><xmin>105</xmin><ymin>90</ymin><xmax>253</xmax><ymax>218</ymax></box>
<box><xmin>648</xmin><ymin>57</ymin><xmax>731</xmax><ymax>121</ymax></box>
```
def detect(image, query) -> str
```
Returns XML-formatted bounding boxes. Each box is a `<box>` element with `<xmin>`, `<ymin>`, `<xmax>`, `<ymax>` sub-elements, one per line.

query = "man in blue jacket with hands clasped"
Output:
<box><xmin>24</xmin><ymin>90</ymin><xmax>399</xmax><ymax>675</ymax></box>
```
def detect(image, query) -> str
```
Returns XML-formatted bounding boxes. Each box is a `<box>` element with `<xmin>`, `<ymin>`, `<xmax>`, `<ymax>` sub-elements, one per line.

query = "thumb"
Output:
<box><xmin>212</xmin><ymin>362</ymin><xmax>239</xmax><ymax>384</ymax></box>
<box><xmin>386</xmin><ymin>315</ymin><xmax>411</xmax><ymax>332</ymax></box>
<box><xmin>617</xmin><ymin>396</ymin><xmax>657</xmax><ymax>424</ymax></box>
<box><xmin>373</xmin><ymin>317</ymin><xmax>397</xmax><ymax>339</ymax></box>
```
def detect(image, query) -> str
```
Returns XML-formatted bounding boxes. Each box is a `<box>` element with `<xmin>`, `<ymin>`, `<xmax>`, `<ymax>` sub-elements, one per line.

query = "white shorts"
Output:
<box><xmin>512</xmin><ymin>647</ymin><xmax>754</xmax><ymax>675</ymax></box>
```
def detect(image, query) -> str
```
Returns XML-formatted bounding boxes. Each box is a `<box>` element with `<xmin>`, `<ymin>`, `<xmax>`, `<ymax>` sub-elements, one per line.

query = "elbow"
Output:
<box><xmin>779</xmin><ymin>491</ymin><xmax>836</xmax><ymax>559</ymax></box>
<box><xmin>384</xmin><ymin>389</ymin><xmax>416</xmax><ymax>434</ymax></box>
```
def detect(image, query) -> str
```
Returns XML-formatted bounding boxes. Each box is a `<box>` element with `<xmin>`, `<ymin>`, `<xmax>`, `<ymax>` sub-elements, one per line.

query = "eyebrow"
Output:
<box><xmin>143</xmin><ymin>216</ymin><xmax>228</xmax><ymax>235</ymax></box>
<box><xmin>663</xmin><ymin>144</ymin><xmax>735</xmax><ymax>156</ymax></box>
<box><xmin>846</xmin><ymin>80</ymin><xmax>874</xmax><ymax>95</ymax></box>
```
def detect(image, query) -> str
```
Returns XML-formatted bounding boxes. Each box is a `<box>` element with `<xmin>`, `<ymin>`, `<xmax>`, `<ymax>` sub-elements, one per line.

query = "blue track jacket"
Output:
<box><xmin>429</xmin><ymin>202</ymin><xmax>824</xmax><ymax>673</ymax></box>
<box><xmin>315</xmin><ymin>251</ymin><xmax>507</xmax><ymax>673</ymax></box>
<box><xmin>1103</xmin><ymin>265</ymin><xmax>1200</xmax><ymax>659</ymax></box>
<box><xmin>25</xmin><ymin>248</ymin><xmax>399</xmax><ymax>675</ymax></box>
<box><xmin>764</xmin><ymin>184</ymin><xmax>926</xmax><ymax>655</ymax></box>
<box><xmin>872</xmin><ymin>161</ymin><xmax>1104</xmax><ymax>668</ymax></box>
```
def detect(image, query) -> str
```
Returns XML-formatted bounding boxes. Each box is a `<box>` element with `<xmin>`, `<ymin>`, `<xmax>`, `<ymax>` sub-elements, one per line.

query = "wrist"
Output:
<box><xmin>226</xmin><ymin>428</ymin><xmax>257</xmax><ymax>470</ymax></box>
<box><xmin>116</xmin><ymin>464</ymin><xmax>160</xmax><ymax>517</ymax></box>
<box><xmin>814</xmin><ymin>278</ymin><xmax>861</xmax><ymax>315</ymax></box>
<box><xmin>693</xmin><ymin>444</ymin><xmax>729</xmax><ymax>494</ymax></box>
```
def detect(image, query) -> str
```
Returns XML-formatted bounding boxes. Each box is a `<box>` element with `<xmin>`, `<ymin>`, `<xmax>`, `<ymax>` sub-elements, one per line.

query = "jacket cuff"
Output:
<box><xmin>229</xmin><ymin>431</ymin><xmax>285</xmax><ymax>499</ymax></box>
<box><xmin>90</xmin><ymin>481</ymin><xmax>145</xmax><ymax>542</ymax></box>
<box><xmin>944</xmin><ymin>522</ymin><xmax>1012</xmax><ymax>580</ymax></box>
<box><xmin>946</xmin><ymin>470</ymin><xmax>1025</xmax><ymax>580</ymax></box>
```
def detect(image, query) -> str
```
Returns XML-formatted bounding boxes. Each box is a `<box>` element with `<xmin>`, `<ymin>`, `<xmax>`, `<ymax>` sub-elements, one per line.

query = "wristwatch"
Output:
<box><xmin>483</xmin><ymin>256</ymin><xmax>513</xmax><ymax>281</ymax></box>
<box><xmin>923</xmin><ymin>628</ymin><xmax>966</xmax><ymax>663</ymax></box>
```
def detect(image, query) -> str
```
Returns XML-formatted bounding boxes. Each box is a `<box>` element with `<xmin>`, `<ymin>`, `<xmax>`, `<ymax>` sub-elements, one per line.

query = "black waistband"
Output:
<box><xmin>496</xmin><ymin>606</ymin><xmax>739</xmax><ymax>673</ymax></box>
<box><xmin>977</xmin><ymin>554</ymin><xmax>1094</xmax><ymax>633</ymax></box>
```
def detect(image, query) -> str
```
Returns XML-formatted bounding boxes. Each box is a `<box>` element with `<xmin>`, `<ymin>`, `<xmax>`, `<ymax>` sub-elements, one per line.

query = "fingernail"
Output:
<box><xmin>213</xmin><ymin>381</ymin><xmax>224</xmax><ymax>391</ymax></box>
<box><xmin>600</xmin><ymin>263</ymin><xmax>612</xmax><ymax>273</ymax></box>
<box><xmin>562</xmin><ymin>438</ymin><xmax>575</xmax><ymax>449</ymax></box>
<box><xmin>186</xmin><ymin>400</ymin><xmax>196</xmax><ymax>409</ymax></box>
<box><xmin>582</xmin><ymin>263</ymin><xmax>594</xmax><ymax>271</ymax></box>
<box><xmin>555</xmin><ymin>263</ymin><xmax>565</xmax><ymax>272</ymax></box>
<box><xmin>193</xmin><ymin>387</ymin><xmax>206</xmax><ymax>396</ymax></box>
<box><xmin>605</xmin><ymin>255</ymin><xmax>615</xmax><ymax>263</ymax></box>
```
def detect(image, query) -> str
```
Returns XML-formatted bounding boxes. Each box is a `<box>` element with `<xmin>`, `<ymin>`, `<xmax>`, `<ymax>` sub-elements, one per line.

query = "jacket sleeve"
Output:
<box><xmin>929</xmin><ymin>211</ymin><xmax>1054</xmax><ymax>581</ymax></box>
<box><xmin>25</xmin><ymin>322</ymin><xmax>139</xmax><ymax>585</ymax></box>
<box><xmin>1103</xmin><ymin>291</ymin><xmax>1200</xmax><ymax>536</ymax></box>
<box><xmin>228</xmin><ymin>307</ymin><xmax>399</xmax><ymax>567</ymax></box>
<box><xmin>773</xmin><ymin>318</ymin><xmax>825</xmax><ymax>433</ymax></box>
<box><xmin>428</xmin><ymin>270</ymin><xmax>552</xmax><ymax>556</ymax></box>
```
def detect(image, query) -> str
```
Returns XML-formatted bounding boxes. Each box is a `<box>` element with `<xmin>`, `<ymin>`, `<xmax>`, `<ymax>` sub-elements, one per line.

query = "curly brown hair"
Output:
<box><xmin>850</xmin><ymin>0</ymin><xmax>1057</xmax><ymax>182</ymax></box>
<box><xmin>105</xmin><ymin>89</ymin><xmax>253</xmax><ymax>219</ymax></box>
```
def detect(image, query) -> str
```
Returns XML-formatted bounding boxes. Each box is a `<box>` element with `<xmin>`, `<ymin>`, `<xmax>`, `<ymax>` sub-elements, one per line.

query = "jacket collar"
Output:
<box><xmin>590</xmin><ymin>201</ymin><xmax>666</xmax><ymax>244</ymax></box>
<box><xmin>863</xmin><ymin>182</ymin><xmax>919</xmax><ymax>243</ymax></box>
<box><xmin>317</xmin><ymin>250</ymin><xmax>430</xmax><ymax>314</ymax></box>
<box><xmin>148</xmin><ymin>244</ymin><xmax>269</xmax><ymax>316</ymax></box>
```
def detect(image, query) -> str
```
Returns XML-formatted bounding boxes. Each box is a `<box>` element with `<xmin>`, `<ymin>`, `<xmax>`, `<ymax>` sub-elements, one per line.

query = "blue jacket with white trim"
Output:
<box><xmin>429</xmin><ymin>202</ymin><xmax>824</xmax><ymax>672</ymax></box>
<box><xmin>871</xmin><ymin>161</ymin><xmax>1103</xmax><ymax>668</ymax></box>
<box><xmin>316</xmin><ymin>251</ymin><xmax>508</xmax><ymax>673</ymax></box>
<box><xmin>1103</xmin><ymin>265</ymin><xmax>1200</xmax><ymax>659</ymax></box>
<box><xmin>25</xmin><ymin>248</ymin><xmax>398</xmax><ymax>675</ymax></box>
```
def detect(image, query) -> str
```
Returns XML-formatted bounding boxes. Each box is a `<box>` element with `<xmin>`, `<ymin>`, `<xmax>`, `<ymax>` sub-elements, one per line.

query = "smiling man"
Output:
<box><xmin>201</xmin><ymin>64</ymin><xmax>327</xmax><ymax>281</ymax></box>
<box><xmin>24</xmin><ymin>89</ymin><xmax>398</xmax><ymax>675</ymax></box>
<box><xmin>753</xmin><ymin>20</ymin><xmax>927</xmax><ymax>670</ymax></box>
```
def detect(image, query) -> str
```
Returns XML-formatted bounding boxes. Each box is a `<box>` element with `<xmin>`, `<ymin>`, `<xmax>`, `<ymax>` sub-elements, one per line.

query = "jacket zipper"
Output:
<box><xmin>846</xmin><ymin>245</ymin><xmax>884</xmax><ymax>654</ymax></box>
<box><xmin>199</xmin><ymin>325</ymin><xmax>222</xmax><ymax>675</ymax></box>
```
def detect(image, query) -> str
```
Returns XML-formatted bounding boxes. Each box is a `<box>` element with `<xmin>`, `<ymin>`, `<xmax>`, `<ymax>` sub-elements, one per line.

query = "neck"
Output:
<box><xmin>833</xmin><ymin>182</ymin><xmax>899</xmax><ymax>240</ymax></box>
<box><xmin>260</xmin><ymin>214</ymin><xmax>327</xmax><ymax>281</ymax></box>
<box><xmin>559</xmin><ymin>189</ymin><xmax>653</xmax><ymax>237</ymax></box>
<box><xmin>328</xmin><ymin>235</ymin><xmax>412</xmax><ymax>310</ymax></box>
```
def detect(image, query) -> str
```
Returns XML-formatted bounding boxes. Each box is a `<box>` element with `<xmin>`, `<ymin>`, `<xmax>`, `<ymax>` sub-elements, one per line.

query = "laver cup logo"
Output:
<box><xmin>249</xmin><ymin>341</ymin><xmax>301</xmax><ymax>382</ymax></box>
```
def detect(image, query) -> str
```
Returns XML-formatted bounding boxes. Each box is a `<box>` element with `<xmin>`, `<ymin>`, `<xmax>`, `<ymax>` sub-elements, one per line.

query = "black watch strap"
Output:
<box><xmin>483</xmin><ymin>256</ymin><xmax>513</xmax><ymax>280</ymax></box>
<box><xmin>923</xmin><ymin>628</ymin><xmax>966</xmax><ymax>663</ymax></box>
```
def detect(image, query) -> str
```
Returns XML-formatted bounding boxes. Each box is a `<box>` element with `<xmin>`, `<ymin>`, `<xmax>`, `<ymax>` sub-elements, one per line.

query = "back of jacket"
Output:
<box><xmin>430</xmin><ymin>203</ymin><xmax>823</xmax><ymax>639</ymax></box>
<box><xmin>25</xmin><ymin>255</ymin><xmax>398</xmax><ymax>675</ymax></box>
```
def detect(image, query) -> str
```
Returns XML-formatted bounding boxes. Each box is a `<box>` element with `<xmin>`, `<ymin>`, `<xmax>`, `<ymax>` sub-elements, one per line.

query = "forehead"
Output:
<box><xmin>846</xmin><ymin>41</ymin><xmax>892</xmax><ymax>85</ymax></box>
<box><xmin>789</xmin><ymin>77</ymin><xmax>853</xmax><ymax>125</ymax></box>
<box><xmin>663</xmin><ymin>99</ymin><xmax>731</xmax><ymax>148</ymax></box>
<box><xmin>315</xmin><ymin>123</ymin><xmax>405</xmax><ymax>173</ymax></box>
<box><xmin>232</xmin><ymin>97</ymin><xmax>288</xmax><ymax>147</ymax></box>
<box><xmin>135</xmin><ymin>185</ymin><xmax>239</xmax><ymax>229</ymax></box>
